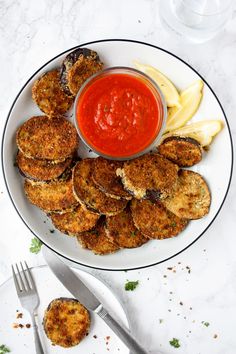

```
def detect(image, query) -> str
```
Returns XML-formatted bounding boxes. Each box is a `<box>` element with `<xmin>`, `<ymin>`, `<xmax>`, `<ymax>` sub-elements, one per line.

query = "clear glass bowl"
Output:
<box><xmin>74</xmin><ymin>66</ymin><xmax>167</xmax><ymax>160</ymax></box>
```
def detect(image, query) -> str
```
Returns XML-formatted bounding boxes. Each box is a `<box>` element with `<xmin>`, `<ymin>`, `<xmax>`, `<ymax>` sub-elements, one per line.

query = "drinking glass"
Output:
<box><xmin>159</xmin><ymin>0</ymin><xmax>233</xmax><ymax>43</ymax></box>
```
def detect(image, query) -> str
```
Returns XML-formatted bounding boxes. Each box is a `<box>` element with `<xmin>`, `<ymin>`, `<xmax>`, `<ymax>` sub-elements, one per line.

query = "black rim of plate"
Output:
<box><xmin>1</xmin><ymin>39</ymin><xmax>234</xmax><ymax>271</ymax></box>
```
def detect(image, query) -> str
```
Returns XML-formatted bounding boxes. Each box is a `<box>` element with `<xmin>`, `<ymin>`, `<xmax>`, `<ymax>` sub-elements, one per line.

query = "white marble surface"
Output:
<box><xmin>0</xmin><ymin>1</ymin><xmax>236</xmax><ymax>353</ymax></box>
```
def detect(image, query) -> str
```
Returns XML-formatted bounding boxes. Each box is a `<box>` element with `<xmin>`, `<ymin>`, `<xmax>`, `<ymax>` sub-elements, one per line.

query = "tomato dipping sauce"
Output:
<box><xmin>75</xmin><ymin>68</ymin><xmax>165</xmax><ymax>159</ymax></box>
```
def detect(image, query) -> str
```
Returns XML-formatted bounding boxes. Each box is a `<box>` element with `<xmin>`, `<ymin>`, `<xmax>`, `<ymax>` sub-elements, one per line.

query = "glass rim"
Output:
<box><xmin>178</xmin><ymin>0</ymin><xmax>233</xmax><ymax>16</ymax></box>
<box><xmin>73</xmin><ymin>66</ymin><xmax>167</xmax><ymax>161</ymax></box>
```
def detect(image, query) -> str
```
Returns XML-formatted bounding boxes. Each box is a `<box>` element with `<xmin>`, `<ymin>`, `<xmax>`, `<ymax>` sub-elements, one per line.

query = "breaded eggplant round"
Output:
<box><xmin>72</xmin><ymin>159</ymin><xmax>127</xmax><ymax>216</ymax></box>
<box><xmin>117</xmin><ymin>153</ymin><xmax>179</xmax><ymax>200</ymax></box>
<box><xmin>24</xmin><ymin>177</ymin><xmax>78</xmax><ymax>213</ymax></box>
<box><xmin>92</xmin><ymin>157</ymin><xmax>132</xmax><ymax>200</ymax></box>
<box><xmin>50</xmin><ymin>205</ymin><xmax>99</xmax><ymax>236</ymax></box>
<box><xmin>158</xmin><ymin>136</ymin><xmax>202</xmax><ymax>167</ymax></box>
<box><xmin>17</xmin><ymin>151</ymin><xmax>72</xmax><ymax>181</ymax></box>
<box><xmin>77</xmin><ymin>219</ymin><xmax>119</xmax><ymax>255</ymax></box>
<box><xmin>60</xmin><ymin>48</ymin><xmax>103</xmax><ymax>96</ymax></box>
<box><xmin>105</xmin><ymin>207</ymin><xmax>148</xmax><ymax>248</ymax></box>
<box><xmin>16</xmin><ymin>116</ymin><xmax>78</xmax><ymax>162</ymax></box>
<box><xmin>131</xmin><ymin>199</ymin><xmax>187</xmax><ymax>240</ymax></box>
<box><xmin>44</xmin><ymin>298</ymin><xmax>90</xmax><ymax>348</ymax></box>
<box><xmin>32</xmin><ymin>70</ymin><xmax>73</xmax><ymax>116</ymax></box>
<box><xmin>162</xmin><ymin>170</ymin><xmax>211</xmax><ymax>219</ymax></box>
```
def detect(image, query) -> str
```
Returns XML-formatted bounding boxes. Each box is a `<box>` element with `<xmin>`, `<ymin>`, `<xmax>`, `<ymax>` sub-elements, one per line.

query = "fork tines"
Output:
<box><xmin>12</xmin><ymin>261</ymin><xmax>35</xmax><ymax>293</ymax></box>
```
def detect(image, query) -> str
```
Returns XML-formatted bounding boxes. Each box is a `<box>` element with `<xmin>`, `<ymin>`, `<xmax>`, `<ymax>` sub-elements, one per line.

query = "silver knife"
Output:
<box><xmin>43</xmin><ymin>246</ymin><xmax>148</xmax><ymax>354</ymax></box>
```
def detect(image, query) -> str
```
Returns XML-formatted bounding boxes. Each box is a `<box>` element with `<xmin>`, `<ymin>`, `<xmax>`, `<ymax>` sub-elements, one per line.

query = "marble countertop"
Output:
<box><xmin>0</xmin><ymin>1</ymin><xmax>235</xmax><ymax>353</ymax></box>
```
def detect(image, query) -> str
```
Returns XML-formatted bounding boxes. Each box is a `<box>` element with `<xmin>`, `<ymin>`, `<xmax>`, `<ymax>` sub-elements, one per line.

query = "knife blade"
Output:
<box><xmin>43</xmin><ymin>246</ymin><xmax>149</xmax><ymax>354</ymax></box>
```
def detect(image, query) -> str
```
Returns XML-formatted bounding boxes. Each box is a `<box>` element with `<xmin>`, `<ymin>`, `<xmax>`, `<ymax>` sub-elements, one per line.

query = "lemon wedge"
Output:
<box><xmin>133</xmin><ymin>60</ymin><xmax>181</xmax><ymax>108</ymax></box>
<box><xmin>165</xmin><ymin>80</ymin><xmax>204</xmax><ymax>133</ymax></box>
<box><xmin>161</xmin><ymin>120</ymin><xmax>223</xmax><ymax>147</ymax></box>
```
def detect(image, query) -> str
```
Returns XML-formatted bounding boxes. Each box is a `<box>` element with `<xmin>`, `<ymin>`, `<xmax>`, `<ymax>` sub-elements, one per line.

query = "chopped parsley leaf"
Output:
<box><xmin>169</xmin><ymin>338</ymin><xmax>180</xmax><ymax>348</ymax></box>
<box><xmin>125</xmin><ymin>280</ymin><xmax>139</xmax><ymax>291</ymax></box>
<box><xmin>0</xmin><ymin>345</ymin><xmax>11</xmax><ymax>353</ymax></box>
<box><xmin>202</xmin><ymin>321</ymin><xmax>210</xmax><ymax>327</ymax></box>
<box><xmin>49</xmin><ymin>229</ymin><xmax>55</xmax><ymax>234</ymax></box>
<box><xmin>29</xmin><ymin>237</ymin><xmax>42</xmax><ymax>254</ymax></box>
<box><xmin>130</xmin><ymin>231</ymin><xmax>137</xmax><ymax>237</ymax></box>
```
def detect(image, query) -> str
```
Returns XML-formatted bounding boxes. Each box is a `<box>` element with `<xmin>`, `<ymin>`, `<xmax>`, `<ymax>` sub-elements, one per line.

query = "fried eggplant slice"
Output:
<box><xmin>32</xmin><ymin>70</ymin><xmax>73</xmax><ymax>116</ymax></box>
<box><xmin>117</xmin><ymin>153</ymin><xmax>179</xmax><ymax>200</ymax></box>
<box><xmin>131</xmin><ymin>199</ymin><xmax>188</xmax><ymax>240</ymax></box>
<box><xmin>158</xmin><ymin>136</ymin><xmax>202</xmax><ymax>167</ymax></box>
<box><xmin>16</xmin><ymin>116</ymin><xmax>78</xmax><ymax>162</ymax></box>
<box><xmin>24</xmin><ymin>177</ymin><xmax>78</xmax><ymax>213</ymax></box>
<box><xmin>17</xmin><ymin>151</ymin><xmax>72</xmax><ymax>181</ymax></box>
<box><xmin>50</xmin><ymin>205</ymin><xmax>99</xmax><ymax>236</ymax></box>
<box><xmin>162</xmin><ymin>170</ymin><xmax>211</xmax><ymax>219</ymax></box>
<box><xmin>77</xmin><ymin>219</ymin><xmax>119</xmax><ymax>255</ymax></box>
<box><xmin>92</xmin><ymin>157</ymin><xmax>132</xmax><ymax>200</ymax></box>
<box><xmin>72</xmin><ymin>159</ymin><xmax>127</xmax><ymax>216</ymax></box>
<box><xmin>60</xmin><ymin>48</ymin><xmax>103</xmax><ymax>96</ymax></box>
<box><xmin>105</xmin><ymin>207</ymin><xmax>148</xmax><ymax>248</ymax></box>
<box><xmin>44</xmin><ymin>298</ymin><xmax>90</xmax><ymax>348</ymax></box>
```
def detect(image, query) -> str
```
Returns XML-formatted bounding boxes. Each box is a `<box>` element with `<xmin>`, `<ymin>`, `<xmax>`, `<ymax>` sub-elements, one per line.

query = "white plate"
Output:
<box><xmin>0</xmin><ymin>265</ymin><xmax>129</xmax><ymax>353</ymax></box>
<box><xmin>1</xmin><ymin>39</ymin><xmax>233</xmax><ymax>270</ymax></box>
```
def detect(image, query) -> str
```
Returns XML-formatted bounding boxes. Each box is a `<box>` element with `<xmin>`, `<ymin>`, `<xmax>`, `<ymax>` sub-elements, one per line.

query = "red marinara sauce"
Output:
<box><xmin>76</xmin><ymin>72</ymin><xmax>163</xmax><ymax>158</ymax></box>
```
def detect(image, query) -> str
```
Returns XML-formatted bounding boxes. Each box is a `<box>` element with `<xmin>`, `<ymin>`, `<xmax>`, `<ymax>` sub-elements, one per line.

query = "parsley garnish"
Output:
<box><xmin>130</xmin><ymin>230</ymin><xmax>137</xmax><ymax>237</ymax></box>
<box><xmin>29</xmin><ymin>237</ymin><xmax>42</xmax><ymax>254</ymax></box>
<box><xmin>125</xmin><ymin>280</ymin><xmax>139</xmax><ymax>291</ymax></box>
<box><xmin>49</xmin><ymin>229</ymin><xmax>55</xmax><ymax>234</ymax></box>
<box><xmin>169</xmin><ymin>338</ymin><xmax>180</xmax><ymax>348</ymax></box>
<box><xmin>202</xmin><ymin>321</ymin><xmax>210</xmax><ymax>327</ymax></box>
<box><xmin>0</xmin><ymin>345</ymin><xmax>10</xmax><ymax>353</ymax></box>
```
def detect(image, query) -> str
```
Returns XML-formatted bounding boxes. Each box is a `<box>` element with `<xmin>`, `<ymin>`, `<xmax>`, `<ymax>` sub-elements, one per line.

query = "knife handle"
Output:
<box><xmin>96</xmin><ymin>305</ymin><xmax>148</xmax><ymax>354</ymax></box>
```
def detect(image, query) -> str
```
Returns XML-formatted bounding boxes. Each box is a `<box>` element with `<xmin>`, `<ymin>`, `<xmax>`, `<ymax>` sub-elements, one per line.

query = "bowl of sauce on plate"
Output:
<box><xmin>74</xmin><ymin>67</ymin><xmax>167</xmax><ymax>160</ymax></box>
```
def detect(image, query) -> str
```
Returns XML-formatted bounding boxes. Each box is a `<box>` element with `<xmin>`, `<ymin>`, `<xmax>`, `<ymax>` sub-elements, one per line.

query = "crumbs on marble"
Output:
<box><xmin>186</xmin><ymin>266</ymin><xmax>191</xmax><ymax>274</ymax></box>
<box><xmin>104</xmin><ymin>335</ymin><xmax>111</xmax><ymax>351</ymax></box>
<box><xmin>16</xmin><ymin>312</ymin><xmax>23</xmax><ymax>319</ymax></box>
<box><xmin>12</xmin><ymin>311</ymin><xmax>31</xmax><ymax>329</ymax></box>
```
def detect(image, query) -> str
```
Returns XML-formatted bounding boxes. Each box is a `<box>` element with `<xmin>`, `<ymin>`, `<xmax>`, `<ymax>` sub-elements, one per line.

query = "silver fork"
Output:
<box><xmin>12</xmin><ymin>262</ymin><xmax>44</xmax><ymax>354</ymax></box>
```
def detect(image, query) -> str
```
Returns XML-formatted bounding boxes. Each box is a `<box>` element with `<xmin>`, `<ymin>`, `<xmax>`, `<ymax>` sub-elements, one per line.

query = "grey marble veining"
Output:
<box><xmin>0</xmin><ymin>0</ymin><xmax>235</xmax><ymax>353</ymax></box>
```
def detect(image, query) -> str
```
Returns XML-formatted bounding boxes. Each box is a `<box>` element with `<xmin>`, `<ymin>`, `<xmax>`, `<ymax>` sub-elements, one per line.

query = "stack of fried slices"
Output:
<box><xmin>16</xmin><ymin>48</ymin><xmax>211</xmax><ymax>256</ymax></box>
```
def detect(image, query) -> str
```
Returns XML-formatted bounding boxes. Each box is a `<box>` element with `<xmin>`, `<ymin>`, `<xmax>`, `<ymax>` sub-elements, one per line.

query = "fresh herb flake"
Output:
<box><xmin>125</xmin><ymin>280</ymin><xmax>139</xmax><ymax>291</ymax></box>
<box><xmin>0</xmin><ymin>345</ymin><xmax>11</xmax><ymax>353</ymax></box>
<box><xmin>202</xmin><ymin>321</ymin><xmax>210</xmax><ymax>327</ymax></box>
<box><xmin>49</xmin><ymin>229</ymin><xmax>55</xmax><ymax>234</ymax></box>
<box><xmin>29</xmin><ymin>237</ymin><xmax>42</xmax><ymax>254</ymax></box>
<box><xmin>130</xmin><ymin>231</ymin><xmax>137</xmax><ymax>237</ymax></box>
<box><xmin>169</xmin><ymin>338</ymin><xmax>180</xmax><ymax>348</ymax></box>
